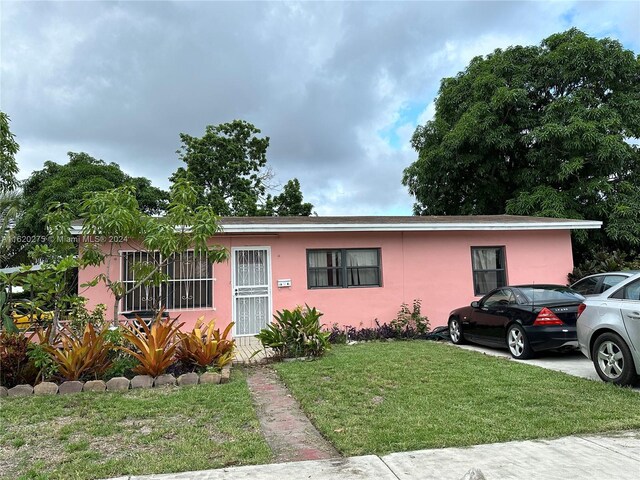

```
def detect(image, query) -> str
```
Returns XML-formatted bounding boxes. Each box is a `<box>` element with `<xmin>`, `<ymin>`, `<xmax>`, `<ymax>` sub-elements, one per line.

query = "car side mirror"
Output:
<box><xmin>471</xmin><ymin>301</ymin><xmax>480</xmax><ymax>308</ymax></box>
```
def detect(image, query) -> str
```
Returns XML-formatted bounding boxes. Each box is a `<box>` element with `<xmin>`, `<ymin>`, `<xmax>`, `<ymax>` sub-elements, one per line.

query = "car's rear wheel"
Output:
<box><xmin>448</xmin><ymin>317</ymin><xmax>465</xmax><ymax>345</ymax></box>
<box><xmin>592</xmin><ymin>333</ymin><xmax>637</xmax><ymax>386</ymax></box>
<box><xmin>507</xmin><ymin>324</ymin><xmax>533</xmax><ymax>359</ymax></box>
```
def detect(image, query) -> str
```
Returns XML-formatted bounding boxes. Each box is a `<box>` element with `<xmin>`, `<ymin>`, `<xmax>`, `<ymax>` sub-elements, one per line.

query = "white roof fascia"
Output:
<box><xmin>69</xmin><ymin>220</ymin><xmax>602</xmax><ymax>235</ymax></box>
<box><xmin>218</xmin><ymin>220</ymin><xmax>602</xmax><ymax>233</ymax></box>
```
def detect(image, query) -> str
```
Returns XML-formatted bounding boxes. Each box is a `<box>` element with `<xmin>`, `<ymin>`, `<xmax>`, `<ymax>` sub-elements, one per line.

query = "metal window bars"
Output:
<box><xmin>121</xmin><ymin>250</ymin><xmax>213</xmax><ymax>312</ymax></box>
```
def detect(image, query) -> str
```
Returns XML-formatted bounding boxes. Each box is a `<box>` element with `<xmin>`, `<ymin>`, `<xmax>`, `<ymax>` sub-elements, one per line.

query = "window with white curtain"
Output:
<box><xmin>307</xmin><ymin>248</ymin><xmax>381</xmax><ymax>289</ymax></box>
<box><xmin>471</xmin><ymin>247</ymin><xmax>506</xmax><ymax>296</ymax></box>
<box><xmin>121</xmin><ymin>250</ymin><xmax>213</xmax><ymax>312</ymax></box>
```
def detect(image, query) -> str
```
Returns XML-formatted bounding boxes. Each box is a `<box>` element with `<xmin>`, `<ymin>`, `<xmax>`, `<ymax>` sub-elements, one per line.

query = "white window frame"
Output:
<box><xmin>119</xmin><ymin>249</ymin><xmax>214</xmax><ymax>313</ymax></box>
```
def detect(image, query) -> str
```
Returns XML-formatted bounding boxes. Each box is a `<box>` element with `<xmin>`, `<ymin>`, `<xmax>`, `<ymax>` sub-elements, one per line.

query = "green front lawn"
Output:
<box><xmin>275</xmin><ymin>341</ymin><xmax>640</xmax><ymax>456</ymax></box>
<box><xmin>0</xmin><ymin>371</ymin><xmax>272</xmax><ymax>480</ymax></box>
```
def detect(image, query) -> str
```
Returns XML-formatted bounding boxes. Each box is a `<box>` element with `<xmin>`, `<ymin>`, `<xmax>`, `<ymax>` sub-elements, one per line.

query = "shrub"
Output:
<box><xmin>66</xmin><ymin>299</ymin><xmax>107</xmax><ymax>338</ymax></box>
<box><xmin>256</xmin><ymin>305</ymin><xmax>330</xmax><ymax>359</ymax></box>
<box><xmin>101</xmin><ymin>327</ymin><xmax>137</xmax><ymax>380</ymax></box>
<box><xmin>120</xmin><ymin>311</ymin><xmax>184</xmax><ymax>377</ymax></box>
<box><xmin>102</xmin><ymin>355</ymin><xmax>138</xmax><ymax>380</ymax></box>
<box><xmin>176</xmin><ymin>318</ymin><xmax>235</xmax><ymax>372</ymax></box>
<box><xmin>27</xmin><ymin>342</ymin><xmax>57</xmax><ymax>383</ymax></box>
<box><xmin>327</xmin><ymin>299</ymin><xmax>431</xmax><ymax>344</ymax></box>
<box><xmin>0</xmin><ymin>332</ymin><xmax>36</xmax><ymax>387</ymax></box>
<box><xmin>39</xmin><ymin>323</ymin><xmax>114</xmax><ymax>381</ymax></box>
<box><xmin>569</xmin><ymin>250</ymin><xmax>640</xmax><ymax>283</ymax></box>
<box><xmin>390</xmin><ymin>299</ymin><xmax>430</xmax><ymax>337</ymax></box>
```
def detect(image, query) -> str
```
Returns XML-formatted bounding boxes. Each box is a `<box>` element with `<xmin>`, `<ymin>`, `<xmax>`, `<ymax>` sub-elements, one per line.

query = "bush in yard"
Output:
<box><xmin>390</xmin><ymin>299</ymin><xmax>430</xmax><ymax>337</ymax></box>
<box><xmin>120</xmin><ymin>311</ymin><xmax>184</xmax><ymax>377</ymax></box>
<box><xmin>176</xmin><ymin>317</ymin><xmax>235</xmax><ymax>372</ymax></box>
<box><xmin>327</xmin><ymin>299</ymin><xmax>432</xmax><ymax>344</ymax></box>
<box><xmin>568</xmin><ymin>250</ymin><xmax>640</xmax><ymax>284</ymax></box>
<box><xmin>37</xmin><ymin>323</ymin><xmax>114</xmax><ymax>381</ymax></box>
<box><xmin>101</xmin><ymin>327</ymin><xmax>138</xmax><ymax>380</ymax></box>
<box><xmin>65</xmin><ymin>299</ymin><xmax>108</xmax><ymax>338</ymax></box>
<box><xmin>256</xmin><ymin>305</ymin><xmax>330</xmax><ymax>359</ymax></box>
<box><xmin>0</xmin><ymin>332</ymin><xmax>37</xmax><ymax>387</ymax></box>
<box><xmin>26</xmin><ymin>342</ymin><xmax>57</xmax><ymax>383</ymax></box>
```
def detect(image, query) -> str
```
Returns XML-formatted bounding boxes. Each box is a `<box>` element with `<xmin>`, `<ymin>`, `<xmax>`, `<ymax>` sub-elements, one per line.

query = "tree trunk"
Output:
<box><xmin>49</xmin><ymin>305</ymin><xmax>61</xmax><ymax>344</ymax></box>
<box><xmin>112</xmin><ymin>297</ymin><xmax>121</xmax><ymax>327</ymax></box>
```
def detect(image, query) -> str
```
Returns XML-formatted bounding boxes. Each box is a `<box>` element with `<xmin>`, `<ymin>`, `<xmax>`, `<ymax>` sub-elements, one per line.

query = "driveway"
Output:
<box><xmin>453</xmin><ymin>343</ymin><xmax>640</xmax><ymax>391</ymax></box>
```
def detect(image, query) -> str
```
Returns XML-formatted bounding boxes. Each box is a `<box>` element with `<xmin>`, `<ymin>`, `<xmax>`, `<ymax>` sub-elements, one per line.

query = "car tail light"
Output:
<box><xmin>533</xmin><ymin>307</ymin><xmax>564</xmax><ymax>326</ymax></box>
<box><xmin>577</xmin><ymin>303</ymin><xmax>587</xmax><ymax>318</ymax></box>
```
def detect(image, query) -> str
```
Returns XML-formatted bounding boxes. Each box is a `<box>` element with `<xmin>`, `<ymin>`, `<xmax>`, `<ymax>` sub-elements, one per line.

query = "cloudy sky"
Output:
<box><xmin>2</xmin><ymin>1</ymin><xmax>639</xmax><ymax>216</ymax></box>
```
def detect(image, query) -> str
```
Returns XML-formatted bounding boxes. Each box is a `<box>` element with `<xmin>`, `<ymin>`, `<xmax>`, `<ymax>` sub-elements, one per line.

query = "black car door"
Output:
<box><xmin>472</xmin><ymin>289</ymin><xmax>514</xmax><ymax>346</ymax></box>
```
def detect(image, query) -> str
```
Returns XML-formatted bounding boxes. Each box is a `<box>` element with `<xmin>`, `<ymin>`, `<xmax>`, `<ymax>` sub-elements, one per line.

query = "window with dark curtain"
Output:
<box><xmin>471</xmin><ymin>247</ymin><xmax>506</xmax><ymax>295</ymax></box>
<box><xmin>307</xmin><ymin>248</ymin><xmax>381</xmax><ymax>289</ymax></box>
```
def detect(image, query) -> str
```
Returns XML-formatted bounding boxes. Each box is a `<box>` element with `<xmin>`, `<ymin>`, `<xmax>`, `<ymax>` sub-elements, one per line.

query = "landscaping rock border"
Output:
<box><xmin>0</xmin><ymin>365</ymin><xmax>231</xmax><ymax>397</ymax></box>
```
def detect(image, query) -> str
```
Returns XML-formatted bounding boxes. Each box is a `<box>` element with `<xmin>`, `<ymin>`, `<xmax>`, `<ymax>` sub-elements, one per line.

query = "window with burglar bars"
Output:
<box><xmin>121</xmin><ymin>250</ymin><xmax>213</xmax><ymax>312</ymax></box>
<box><xmin>307</xmin><ymin>248</ymin><xmax>381</xmax><ymax>289</ymax></box>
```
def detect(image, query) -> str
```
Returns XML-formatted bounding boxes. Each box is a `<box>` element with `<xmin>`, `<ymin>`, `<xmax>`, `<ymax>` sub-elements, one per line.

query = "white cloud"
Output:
<box><xmin>2</xmin><ymin>1</ymin><xmax>638</xmax><ymax>216</ymax></box>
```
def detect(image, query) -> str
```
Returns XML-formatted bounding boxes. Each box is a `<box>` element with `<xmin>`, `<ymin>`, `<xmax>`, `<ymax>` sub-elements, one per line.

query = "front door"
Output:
<box><xmin>232</xmin><ymin>247</ymin><xmax>271</xmax><ymax>336</ymax></box>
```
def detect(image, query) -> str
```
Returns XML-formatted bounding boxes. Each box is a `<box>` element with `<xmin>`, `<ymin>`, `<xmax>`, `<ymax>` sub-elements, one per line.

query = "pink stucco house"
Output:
<box><xmin>75</xmin><ymin>215</ymin><xmax>600</xmax><ymax>337</ymax></box>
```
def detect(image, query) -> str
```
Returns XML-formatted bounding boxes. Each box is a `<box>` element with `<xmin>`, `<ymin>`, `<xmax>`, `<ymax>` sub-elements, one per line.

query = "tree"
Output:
<box><xmin>403</xmin><ymin>29</ymin><xmax>640</xmax><ymax>258</ymax></box>
<box><xmin>174</xmin><ymin>120</ymin><xmax>314</xmax><ymax>216</ymax></box>
<box><xmin>0</xmin><ymin>112</ymin><xmax>22</xmax><ymax>266</ymax></box>
<box><xmin>175</xmin><ymin>120</ymin><xmax>270</xmax><ymax>216</ymax></box>
<box><xmin>263</xmin><ymin>178</ymin><xmax>314</xmax><ymax>216</ymax></box>
<box><xmin>0</xmin><ymin>191</ymin><xmax>22</xmax><ymax>266</ymax></box>
<box><xmin>0</xmin><ymin>112</ymin><xmax>19</xmax><ymax>194</ymax></box>
<box><xmin>51</xmin><ymin>178</ymin><xmax>228</xmax><ymax>325</ymax></box>
<box><xmin>10</xmin><ymin>152</ymin><xmax>169</xmax><ymax>264</ymax></box>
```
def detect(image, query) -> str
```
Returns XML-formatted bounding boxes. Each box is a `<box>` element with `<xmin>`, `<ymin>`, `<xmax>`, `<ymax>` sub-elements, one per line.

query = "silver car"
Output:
<box><xmin>577</xmin><ymin>272</ymin><xmax>640</xmax><ymax>386</ymax></box>
<box><xmin>571</xmin><ymin>271</ymin><xmax>639</xmax><ymax>296</ymax></box>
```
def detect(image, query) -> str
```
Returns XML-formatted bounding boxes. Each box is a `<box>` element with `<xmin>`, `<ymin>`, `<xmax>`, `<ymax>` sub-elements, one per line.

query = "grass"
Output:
<box><xmin>0</xmin><ymin>371</ymin><xmax>272</xmax><ymax>480</ymax></box>
<box><xmin>275</xmin><ymin>341</ymin><xmax>640</xmax><ymax>456</ymax></box>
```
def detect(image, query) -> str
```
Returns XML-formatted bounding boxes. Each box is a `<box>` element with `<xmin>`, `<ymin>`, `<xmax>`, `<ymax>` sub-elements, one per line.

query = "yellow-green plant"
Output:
<box><xmin>176</xmin><ymin>317</ymin><xmax>235</xmax><ymax>371</ymax></box>
<box><xmin>256</xmin><ymin>305</ymin><xmax>330</xmax><ymax>359</ymax></box>
<box><xmin>120</xmin><ymin>311</ymin><xmax>184</xmax><ymax>377</ymax></box>
<box><xmin>40</xmin><ymin>323</ymin><xmax>113</xmax><ymax>381</ymax></box>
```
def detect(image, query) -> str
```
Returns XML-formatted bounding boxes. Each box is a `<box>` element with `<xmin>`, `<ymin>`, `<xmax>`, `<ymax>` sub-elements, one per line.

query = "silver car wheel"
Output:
<box><xmin>597</xmin><ymin>341</ymin><xmax>625</xmax><ymax>380</ymax></box>
<box><xmin>449</xmin><ymin>319</ymin><xmax>460</xmax><ymax>343</ymax></box>
<box><xmin>508</xmin><ymin>328</ymin><xmax>524</xmax><ymax>357</ymax></box>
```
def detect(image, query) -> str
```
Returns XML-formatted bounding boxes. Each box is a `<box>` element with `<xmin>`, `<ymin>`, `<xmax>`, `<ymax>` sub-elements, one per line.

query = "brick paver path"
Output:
<box><xmin>246</xmin><ymin>366</ymin><xmax>340</xmax><ymax>463</ymax></box>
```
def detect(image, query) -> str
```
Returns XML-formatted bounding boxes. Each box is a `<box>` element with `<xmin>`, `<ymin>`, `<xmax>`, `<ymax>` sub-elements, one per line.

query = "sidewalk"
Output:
<box><xmin>112</xmin><ymin>429</ymin><xmax>640</xmax><ymax>479</ymax></box>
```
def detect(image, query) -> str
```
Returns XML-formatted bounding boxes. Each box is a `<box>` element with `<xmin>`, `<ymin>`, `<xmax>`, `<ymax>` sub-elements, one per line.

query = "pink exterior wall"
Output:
<box><xmin>78</xmin><ymin>229</ymin><xmax>574</xmax><ymax>333</ymax></box>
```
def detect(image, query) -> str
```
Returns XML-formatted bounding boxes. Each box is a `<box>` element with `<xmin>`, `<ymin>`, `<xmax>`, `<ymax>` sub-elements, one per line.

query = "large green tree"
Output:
<box><xmin>174</xmin><ymin>120</ymin><xmax>314</xmax><ymax>216</ymax></box>
<box><xmin>0</xmin><ymin>112</ymin><xmax>19</xmax><ymax>194</ymax></box>
<box><xmin>263</xmin><ymin>178</ymin><xmax>314</xmax><ymax>216</ymax></box>
<box><xmin>16</xmin><ymin>152</ymin><xmax>169</xmax><ymax>246</ymax></box>
<box><xmin>0</xmin><ymin>112</ymin><xmax>21</xmax><ymax>266</ymax></box>
<box><xmin>403</xmin><ymin>29</ymin><xmax>640</xmax><ymax>257</ymax></box>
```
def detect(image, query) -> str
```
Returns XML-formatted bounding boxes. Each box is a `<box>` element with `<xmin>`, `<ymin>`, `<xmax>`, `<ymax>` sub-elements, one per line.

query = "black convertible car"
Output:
<box><xmin>448</xmin><ymin>285</ymin><xmax>585</xmax><ymax>359</ymax></box>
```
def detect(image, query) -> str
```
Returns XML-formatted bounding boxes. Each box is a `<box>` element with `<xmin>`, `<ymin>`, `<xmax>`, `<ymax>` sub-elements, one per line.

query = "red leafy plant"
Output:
<box><xmin>176</xmin><ymin>317</ymin><xmax>235</xmax><ymax>371</ymax></box>
<box><xmin>36</xmin><ymin>323</ymin><xmax>114</xmax><ymax>381</ymax></box>
<box><xmin>119</xmin><ymin>311</ymin><xmax>184</xmax><ymax>377</ymax></box>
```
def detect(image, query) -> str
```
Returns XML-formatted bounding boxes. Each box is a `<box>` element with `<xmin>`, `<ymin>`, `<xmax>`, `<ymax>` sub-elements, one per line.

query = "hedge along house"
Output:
<box><xmin>74</xmin><ymin>215</ymin><xmax>600</xmax><ymax>338</ymax></box>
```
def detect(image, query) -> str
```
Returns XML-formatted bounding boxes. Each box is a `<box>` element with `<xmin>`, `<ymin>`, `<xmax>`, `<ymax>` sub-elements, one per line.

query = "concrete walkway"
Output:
<box><xmin>245</xmin><ymin>366</ymin><xmax>340</xmax><ymax>462</ymax></box>
<box><xmin>114</xmin><ymin>429</ymin><xmax>640</xmax><ymax>479</ymax></box>
<box><xmin>233</xmin><ymin>336</ymin><xmax>274</xmax><ymax>364</ymax></box>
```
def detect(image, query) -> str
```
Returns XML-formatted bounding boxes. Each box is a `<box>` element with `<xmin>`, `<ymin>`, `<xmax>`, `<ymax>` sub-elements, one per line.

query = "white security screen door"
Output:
<box><xmin>232</xmin><ymin>247</ymin><xmax>272</xmax><ymax>336</ymax></box>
